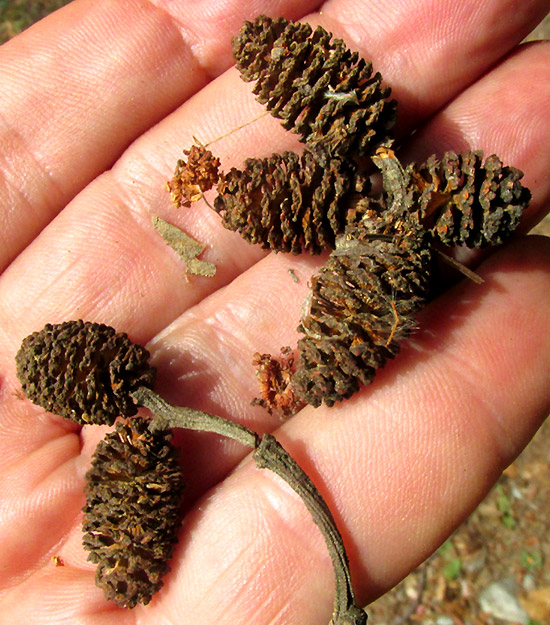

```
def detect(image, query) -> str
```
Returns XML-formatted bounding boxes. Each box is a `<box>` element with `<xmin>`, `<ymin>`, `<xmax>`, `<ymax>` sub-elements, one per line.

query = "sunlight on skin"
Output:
<box><xmin>0</xmin><ymin>0</ymin><xmax>549</xmax><ymax>623</ymax></box>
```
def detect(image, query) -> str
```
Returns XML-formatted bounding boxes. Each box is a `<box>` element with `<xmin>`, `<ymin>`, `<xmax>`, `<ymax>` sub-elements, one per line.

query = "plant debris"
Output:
<box><xmin>153</xmin><ymin>216</ymin><xmax>217</xmax><ymax>277</ymax></box>
<box><xmin>252</xmin><ymin>347</ymin><xmax>304</xmax><ymax>417</ymax></box>
<box><xmin>165</xmin><ymin>142</ymin><xmax>221</xmax><ymax>209</ymax></box>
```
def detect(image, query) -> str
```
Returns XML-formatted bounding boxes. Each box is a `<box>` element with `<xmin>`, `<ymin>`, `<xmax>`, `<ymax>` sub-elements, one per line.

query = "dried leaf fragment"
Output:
<box><xmin>83</xmin><ymin>417</ymin><xmax>184</xmax><ymax>608</ymax></box>
<box><xmin>165</xmin><ymin>142</ymin><xmax>221</xmax><ymax>208</ymax></box>
<box><xmin>16</xmin><ymin>320</ymin><xmax>155</xmax><ymax>425</ymax></box>
<box><xmin>153</xmin><ymin>216</ymin><xmax>216</xmax><ymax>277</ymax></box>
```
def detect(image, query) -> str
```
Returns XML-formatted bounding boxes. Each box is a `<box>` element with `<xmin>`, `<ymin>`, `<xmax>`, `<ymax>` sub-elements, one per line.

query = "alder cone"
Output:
<box><xmin>82</xmin><ymin>417</ymin><xmax>184</xmax><ymax>608</ymax></box>
<box><xmin>233</xmin><ymin>15</ymin><xmax>396</xmax><ymax>160</ymax></box>
<box><xmin>291</xmin><ymin>207</ymin><xmax>433</xmax><ymax>407</ymax></box>
<box><xmin>214</xmin><ymin>148</ymin><xmax>369</xmax><ymax>254</ymax></box>
<box><xmin>16</xmin><ymin>320</ymin><xmax>155</xmax><ymax>425</ymax></box>
<box><xmin>411</xmin><ymin>151</ymin><xmax>530</xmax><ymax>247</ymax></box>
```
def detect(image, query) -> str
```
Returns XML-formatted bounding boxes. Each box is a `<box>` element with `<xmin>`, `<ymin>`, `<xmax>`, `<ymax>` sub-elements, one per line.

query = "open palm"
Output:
<box><xmin>1</xmin><ymin>1</ymin><xmax>550</xmax><ymax>623</ymax></box>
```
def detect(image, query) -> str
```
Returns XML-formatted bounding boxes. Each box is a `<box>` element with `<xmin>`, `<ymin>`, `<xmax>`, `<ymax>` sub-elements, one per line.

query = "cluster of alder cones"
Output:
<box><xmin>16</xmin><ymin>320</ymin><xmax>184</xmax><ymax>607</ymax></box>
<box><xmin>14</xmin><ymin>13</ymin><xmax>532</xmax><ymax>615</ymax></box>
<box><xmin>167</xmin><ymin>15</ymin><xmax>531</xmax><ymax>414</ymax></box>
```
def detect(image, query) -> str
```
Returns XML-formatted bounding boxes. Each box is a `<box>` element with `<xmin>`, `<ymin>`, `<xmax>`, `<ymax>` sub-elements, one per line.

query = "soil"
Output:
<box><xmin>367</xmin><ymin>418</ymin><xmax>550</xmax><ymax>625</ymax></box>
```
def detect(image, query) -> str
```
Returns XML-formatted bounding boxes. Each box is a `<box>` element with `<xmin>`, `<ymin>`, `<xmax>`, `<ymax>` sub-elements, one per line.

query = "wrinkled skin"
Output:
<box><xmin>0</xmin><ymin>1</ymin><xmax>549</xmax><ymax>624</ymax></box>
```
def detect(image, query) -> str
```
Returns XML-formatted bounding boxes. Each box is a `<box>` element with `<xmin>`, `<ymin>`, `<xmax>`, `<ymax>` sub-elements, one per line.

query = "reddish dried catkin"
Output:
<box><xmin>214</xmin><ymin>148</ymin><xmax>370</xmax><ymax>254</ymax></box>
<box><xmin>291</xmin><ymin>206</ymin><xmax>433</xmax><ymax>407</ymax></box>
<box><xmin>232</xmin><ymin>15</ymin><xmax>396</xmax><ymax>160</ymax></box>
<box><xmin>252</xmin><ymin>348</ymin><xmax>304</xmax><ymax>417</ymax></box>
<box><xmin>166</xmin><ymin>143</ymin><xmax>222</xmax><ymax>208</ymax></box>
<box><xmin>410</xmin><ymin>150</ymin><xmax>531</xmax><ymax>247</ymax></box>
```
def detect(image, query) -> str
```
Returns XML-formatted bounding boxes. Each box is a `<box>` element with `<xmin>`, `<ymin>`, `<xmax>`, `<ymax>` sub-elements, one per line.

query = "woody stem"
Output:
<box><xmin>253</xmin><ymin>435</ymin><xmax>367</xmax><ymax>625</ymax></box>
<box><xmin>131</xmin><ymin>386</ymin><xmax>367</xmax><ymax>624</ymax></box>
<box><xmin>131</xmin><ymin>386</ymin><xmax>259</xmax><ymax>448</ymax></box>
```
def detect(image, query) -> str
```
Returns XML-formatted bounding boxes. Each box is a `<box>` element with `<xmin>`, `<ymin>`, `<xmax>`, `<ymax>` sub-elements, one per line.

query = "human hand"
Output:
<box><xmin>0</xmin><ymin>1</ymin><xmax>549</xmax><ymax>624</ymax></box>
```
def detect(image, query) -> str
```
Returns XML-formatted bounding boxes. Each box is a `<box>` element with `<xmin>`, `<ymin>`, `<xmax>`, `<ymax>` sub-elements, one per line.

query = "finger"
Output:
<box><xmin>401</xmin><ymin>41</ymin><xmax>550</xmax><ymax>231</ymax></box>
<box><xmin>11</xmin><ymin>234</ymin><xmax>546</xmax><ymax>622</ymax></box>
<box><xmin>311</xmin><ymin>0</ymin><xmax>549</xmax><ymax>130</ymax></box>
<box><xmin>0</xmin><ymin>0</ymin><xmax>323</xmax><ymax>270</ymax></box>
<box><xmin>0</xmin><ymin>429</ymin><xmax>84</xmax><ymax>591</ymax></box>
<box><xmin>145</xmin><ymin>235</ymin><xmax>550</xmax><ymax>624</ymax></box>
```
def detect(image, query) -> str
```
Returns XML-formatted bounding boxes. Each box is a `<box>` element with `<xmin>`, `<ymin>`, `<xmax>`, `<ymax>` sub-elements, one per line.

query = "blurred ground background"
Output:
<box><xmin>0</xmin><ymin>0</ymin><xmax>70</xmax><ymax>41</ymax></box>
<box><xmin>1</xmin><ymin>3</ymin><xmax>549</xmax><ymax>624</ymax></box>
